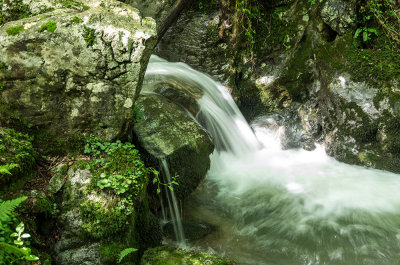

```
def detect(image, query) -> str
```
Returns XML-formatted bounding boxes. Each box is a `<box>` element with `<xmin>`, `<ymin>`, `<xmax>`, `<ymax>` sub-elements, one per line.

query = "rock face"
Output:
<box><xmin>141</xmin><ymin>246</ymin><xmax>236</xmax><ymax>265</ymax></box>
<box><xmin>133</xmin><ymin>93</ymin><xmax>214</xmax><ymax>200</ymax></box>
<box><xmin>0</xmin><ymin>0</ymin><xmax>156</xmax><ymax>141</ymax></box>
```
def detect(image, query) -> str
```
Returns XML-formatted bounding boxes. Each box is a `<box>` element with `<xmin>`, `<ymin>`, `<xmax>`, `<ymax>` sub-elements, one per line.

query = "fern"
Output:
<box><xmin>0</xmin><ymin>196</ymin><xmax>27</xmax><ymax>223</ymax></box>
<box><xmin>117</xmin><ymin>247</ymin><xmax>137</xmax><ymax>263</ymax></box>
<box><xmin>0</xmin><ymin>164</ymin><xmax>17</xmax><ymax>175</ymax></box>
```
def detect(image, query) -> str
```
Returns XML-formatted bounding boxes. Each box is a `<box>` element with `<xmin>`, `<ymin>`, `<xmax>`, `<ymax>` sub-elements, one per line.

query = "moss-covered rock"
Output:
<box><xmin>133</xmin><ymin>93</ymin><xmax>214</xmax><ymax>201</ymax></box>
<box><xmin>141</xmin><ymin>246</ymin><xmax>236</xmax><ymax>265</ymax></box>
<box><xmin>0</xmin><ymin>0</ymin><xmax>157</xmax><ymax>142</ymax></box>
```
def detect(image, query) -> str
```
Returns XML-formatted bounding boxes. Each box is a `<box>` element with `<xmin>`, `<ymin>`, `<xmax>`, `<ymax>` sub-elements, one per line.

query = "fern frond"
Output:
<box><xmin>0</xmin><ymin>164</ymin><xmax>18</xmax><ymax>175</ymax></box>
<box><xmin>117</xmin><ymin>247</ymin><xmax>137</xmax><ymax>263</ymax></box>
<box><xmin>0</xmin><ymin>196</ymin><xmax>27</xmax><ymax>222</ymax></box>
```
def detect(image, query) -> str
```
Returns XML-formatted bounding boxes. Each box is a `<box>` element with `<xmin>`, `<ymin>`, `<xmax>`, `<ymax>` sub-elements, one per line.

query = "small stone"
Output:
<box><xmin>48</xmin><ymin>163</ymin><xmax>68</xmax><ymax>194</ymax></box>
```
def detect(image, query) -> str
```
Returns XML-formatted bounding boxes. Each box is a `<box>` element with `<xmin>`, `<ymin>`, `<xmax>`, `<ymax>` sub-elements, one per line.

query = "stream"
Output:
<box><xmin>144</xmin><ymin>55</ymin><xmax>400</xmax><ymax>265</ymax></box>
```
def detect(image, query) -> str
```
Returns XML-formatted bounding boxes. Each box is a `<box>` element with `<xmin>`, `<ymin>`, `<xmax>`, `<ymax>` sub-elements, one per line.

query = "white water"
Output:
<box><xmin>144</xmin><ymin>56</ymin><xmax>400</xmax><ymax>265</ymax></box>
<box><xmin>159</xmin><ymin>158</ymin><xmax>186</xmax><ymax>248</ymax></box>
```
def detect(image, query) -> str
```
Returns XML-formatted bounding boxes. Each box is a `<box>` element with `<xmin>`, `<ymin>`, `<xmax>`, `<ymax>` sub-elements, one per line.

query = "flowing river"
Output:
<box><xmin>143</xmin><ymin>55</ymin><xmax>400</xmax><ymax>265</ymax></box>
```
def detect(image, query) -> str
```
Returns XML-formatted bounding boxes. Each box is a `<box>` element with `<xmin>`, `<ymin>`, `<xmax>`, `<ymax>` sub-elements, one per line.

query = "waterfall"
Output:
<box><xmin>143</xmin><ymin>55</ymin><xmax>400</xmax><ymax>265</ymax></box>
<box><xmin>144</xmin><ymin>55</ymin><xmax>260</xmax><ymax>156</ymax></box>
<box><xmin>159</xmin><ymin>158</ymin><xmax>186</xmax><ymax>248</ymax></box>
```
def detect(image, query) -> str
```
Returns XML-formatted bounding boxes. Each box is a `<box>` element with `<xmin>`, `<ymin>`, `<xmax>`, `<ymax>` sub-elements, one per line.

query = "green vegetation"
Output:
<box><xmin>0</xmin><ymin>196</ymin><xmax>39</xmax><ymax>264</ymax></box>
<box><xmin>0</xmin><ymin>128</ymin><xmax>35</xmax><ymax>185</ymax></box>
<box><xmin>236</xmin><ymin>0</ymin><xmax>264</xmax><ymax>55</ymax></box>
<box><xmin>0</xmin><ymin>1</ymin><xmax>30</xmax><ymax>25</ymax></box>
<box><xmin>117</xmin><ymin>248</ymin><xmax>138</xmax><ymax>263</ymax></box>
<box><xmin>59</xmin><ymin>0</ymin><xmax>89</xmax><ymax>11</ymax></box>
<box><xmin>357</xmin><ymin>0</ymin><xmax>400</xmax><ymax>48</ymax></box>
<box><xmin>82</xmin><ymin>26</ymin><xmax>97</xmax><ymax>46</ymax></box>
<box><xmin>71</xmin><ymin>16</ymin><xmax>83</xmax><ymax>24</ymax></box>
<box><xmin>39</xmin><ymin>21</ymin><xmax>57</xmax><ymax>32</ymax></box>
<box><xmin>84</xmin><ymin>137</ymin><xmax>155</xmax><ymax>215</ymax></box>
<box><xmin>6</xmin><ymin>26</ymin><xmax>24</xmax><ymax>36</ymax></box>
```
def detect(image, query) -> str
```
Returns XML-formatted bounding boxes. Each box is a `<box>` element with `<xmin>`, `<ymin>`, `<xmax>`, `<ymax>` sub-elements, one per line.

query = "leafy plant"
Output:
<box><xmin>356</xmin><ymin>0</ymin><xmax>400</xmax><ymax>48</ymax></box>
<box><xmin>150</xmin><ymin>168</ymin><xmax>178</xmax><ymax>195</ymax></box>
<box><xmin>84</xmin><ymin>137</ymin><xmax>156</xmax><ymax>215</ymax></box>
<box><xmin>236</xmin><ymin>0</ymin><xmax>264</xmax><ymax>55</ymax></box>
<box><xmin>0</xmin><ymin>196</ymin><xmax>27</xmax><ymax>223</ymax></box>
<box><xmin>0</xmin><ymin>197</ymin><xmax>39</xmax><ymax>264</ymax></box>
<box><xmin>354</xmin><ymin>27</ymin><xmax>379</xmax><ymax>42</ymax></box>
<box><xmin>117</xmin><ymin>247</ymin><xmax>137</xmax><ymax>263</ymax></box>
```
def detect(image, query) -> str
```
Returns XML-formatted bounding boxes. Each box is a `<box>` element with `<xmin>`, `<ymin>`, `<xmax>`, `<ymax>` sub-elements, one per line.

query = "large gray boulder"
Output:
<box><xmin>134</xmin><ymin>93</ymin><xmax>214</xmax><ymax>200</ymax></box>
<box><xmin>0</xmin><ymin>0</ymin><xmax>156</xmax><ymax>141</ymax></box>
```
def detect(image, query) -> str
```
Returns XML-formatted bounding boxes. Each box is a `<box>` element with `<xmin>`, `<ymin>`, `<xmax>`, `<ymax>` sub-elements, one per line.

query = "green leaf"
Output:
<box><xmin>363</xmin><ymin>31</ymin><xmax>368</xmax><ymax>42</ymax></box>
<box><xmin>0</xmin><ymin>197</ymin><xmax>27</xmax><ymax>222</ymax></box>
<box><xmin>367</xmin><ymin>28</ymin><xmax>378</xmax><ymax>35</ymax></box>
<box><xmin>14</xmin><ymin>240</ymin><xmax>23</xmax><ymax>246</ymax></box>
<box><xmin>354</xmin><ymin>28</ymin><xmax>362</xmax><ymax>39</ymax></box>
<box><xmin>117</xmin><ymin>248</ymin><xmax>137</xmax><ymax>263</ymax></box>
<box><xmin>25</xmin><ymin>255</ymin><xmax>39</xmax><ymax>261</ymax></box>
<box><xmin>153</xmin><ymin>178</ymin><xmax>157</xmax><ymax>184</ymax></box>
<box><xmin>21</xmin><ymin>234</ymin><xmax>30</xmax><ymax>238</ymax></box>
<box><xmin>16</xmin><ymin>222</ymin><xmax>24</xmax><ymax>234</ymax></box>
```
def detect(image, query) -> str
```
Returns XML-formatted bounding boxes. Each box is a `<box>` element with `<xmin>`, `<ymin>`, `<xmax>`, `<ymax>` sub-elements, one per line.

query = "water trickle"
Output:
<box><xmin>144</xmin><ymin>56</ymin><xmax>400</xmax><ymax>265</ymax></box>
<box><xmin>159</xmin><ymin>158</ymin><xmax>186</xmax><ymax>248</ymax></box>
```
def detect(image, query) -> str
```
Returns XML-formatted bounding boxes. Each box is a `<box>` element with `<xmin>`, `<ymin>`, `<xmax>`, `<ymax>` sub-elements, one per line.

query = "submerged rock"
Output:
<box><xmin>134</xmin><ymin>93</ymin><xmax>214</xmax><ymax>200</ymax></box>
<box><xmin>141</xmin><ymin>246</ymin><xmax>236</xmax><ymax>265</ymax></box>
<box><xmin>0</xmin><ymin>0</ymin><xmax>156</xmax><ymax>141</ymax></box>
<box><xmin>163</xmin><ymin>219</ymin><xmax>216</xmax><ymax>241</ymax></box>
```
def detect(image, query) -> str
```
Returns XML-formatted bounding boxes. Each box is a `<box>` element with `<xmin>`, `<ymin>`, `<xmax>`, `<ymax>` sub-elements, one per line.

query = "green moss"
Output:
<box><xmin>141</xmin><ymin>246</ymin><xmax>234</xmax><ymax>265</ymax></box>
<box><xmin>315</xmin><ymin>31</ymin><xmax>400</xmax><ymax>88</ymax></box>
<box><xmin>0</xmin><ymin>2</ymin><xmax>30</xmax><ymax>25</ymax></box>
<box><xmin>6</xmin><ymin>26</ymin><xmax>24</xmax><ymax>36</ymax></box>
<box><xmin>59</xmin><ymin>0</ymin><xmax>89</xmax><ymax>11</ymax></box>
<box><xmin>0</xmin><ymin>127</ymin><xmax>36</xmax><ymax>185</ymax></box>
<box><xmin>39</xmin><ymin>21</ymin><xmax>57</xmax><ymax>32</ymax></box>
<box><xmin>71</xmin><ymin>16</ymin><xmax>83</xmax><ymax>24</ymax></box>
<box><xmin>79</xmin><ymin>200</ymin><xmax>129</xmax><ymax>239</ymax></box>
<box><xmin>82</xmin><ymin>26</ymin><xmax>97</xmax><ymax>46</ymax></box>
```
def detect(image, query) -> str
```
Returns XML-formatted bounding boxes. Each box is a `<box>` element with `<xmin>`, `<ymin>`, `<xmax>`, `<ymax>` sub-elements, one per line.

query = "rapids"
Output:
<box><xmin>143</xmin><ymin>55</ymin><xmax>400</xmax><ymax>265</ymax></box>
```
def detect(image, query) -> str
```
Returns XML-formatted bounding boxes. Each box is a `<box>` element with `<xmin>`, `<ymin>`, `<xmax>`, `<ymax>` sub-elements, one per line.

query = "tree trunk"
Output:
<box><xmin>157</xmin><ymin>0</ymin><xmax>192</xmax><ymax>44</ymax></box>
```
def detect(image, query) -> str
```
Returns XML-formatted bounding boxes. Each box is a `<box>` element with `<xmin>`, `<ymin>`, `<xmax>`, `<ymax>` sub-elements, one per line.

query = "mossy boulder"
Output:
<box><xmin>133</xmin><ymin>93</ymin><xmax>214</xmax><ymax>201</ymax></box>
<box><xmin>55</xmin><ymin>160</ymin><xmax>161</xmax><ymax>265</ymax></box>
<box><xmin>0</xmin><ymin>0</ymin><xmax>156</xmax><ymax>141</ymax></box>
<box><xmin>141</xmin><ymin>246</ymin><xmax>236</xmax><ymax>265</ymax></box>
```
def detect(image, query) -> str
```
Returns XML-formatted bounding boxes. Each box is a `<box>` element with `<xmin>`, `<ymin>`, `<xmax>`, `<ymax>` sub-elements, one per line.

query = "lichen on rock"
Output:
<box><xmin>0</xmin><ymin>0</ymin><xmax>157</xmax><ymax>141</ymax></box>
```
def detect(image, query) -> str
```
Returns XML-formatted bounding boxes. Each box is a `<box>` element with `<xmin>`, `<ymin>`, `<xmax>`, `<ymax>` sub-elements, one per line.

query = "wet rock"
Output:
<box><xmin>0</xmin><ymin>0</ymin><xmax>156</xmax><ymax>141</ymax></box>
<box><xmin>141</xmin><ymin>246</ymin><xmax>236</xmax><ymax>265</ymax></box>
<box><xmin>133</xmin><ymin>93</ymin><xmax>214</xmax><ymax>200</ymax></box>
<box><xmin>163</xmin><ymin>219</ymin><xmax>216</xmax><ymax>241</ymax></box>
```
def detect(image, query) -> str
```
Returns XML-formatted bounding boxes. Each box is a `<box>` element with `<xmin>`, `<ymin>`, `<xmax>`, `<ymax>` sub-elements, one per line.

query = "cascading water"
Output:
<box><xmin>143</xmin><ymin>56</ymin><xmax>400</xmax><ymax>265</ymax></box>
<box><xmin>159</xmin><ymin>158</ymin><xmax>186</xmax><ymax>248</ymax></box>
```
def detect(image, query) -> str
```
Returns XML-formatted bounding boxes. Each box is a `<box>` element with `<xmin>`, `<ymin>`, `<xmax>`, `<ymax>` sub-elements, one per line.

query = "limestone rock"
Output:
<box><xmin>320</xmin><ymin>0</ymin><xmax>355</xmax><ymax>35</ymax></box>
<box><xmin>141</xmin><ymin>246</ymin><xmax>236</xmax><ymax>265</ymax></box>
<box><xmin>0</xmin><ymin>0</ymin><xmax>157</xmax><ymax>141</ymax></box>
<box><xmin>134</xmin><ymin>93</ymin><xmax>214</xmax><ymax>200</ymax></box>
